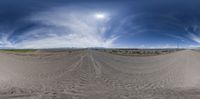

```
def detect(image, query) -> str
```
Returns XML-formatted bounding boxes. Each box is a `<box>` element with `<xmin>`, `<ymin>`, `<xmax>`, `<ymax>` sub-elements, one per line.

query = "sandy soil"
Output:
<box><xmin>0</xmin><ymin>50</ymin><xmax>200</xmax><ymax>99</ymax></box>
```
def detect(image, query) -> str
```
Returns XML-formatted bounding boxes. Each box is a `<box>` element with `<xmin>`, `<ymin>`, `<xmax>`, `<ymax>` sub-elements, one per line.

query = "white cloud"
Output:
<box><xmin>0</xmin><ymin>32</ymin><xmax>14</xmax><ymax>48</ymax></box>
<box><xmin>189</xmin><ymin>33</ymin><xmax>200</xmax><ymax>43</ymax></box>
<box><xmin>186</xmin><ymin>25</ymin><xmax>200</xmax><ymax>44</ymax></box>
<box><xmin>8</xmin><ymin>7</ymin><xmax>118</xmax><ymax>48</ymax></box>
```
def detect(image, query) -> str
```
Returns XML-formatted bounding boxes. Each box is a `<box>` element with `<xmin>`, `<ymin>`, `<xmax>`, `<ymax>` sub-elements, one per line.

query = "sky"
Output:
<box><xmin>0</xmin><ymin>0</ymin><xmax>200</xmax><ymax>48</ymax></box>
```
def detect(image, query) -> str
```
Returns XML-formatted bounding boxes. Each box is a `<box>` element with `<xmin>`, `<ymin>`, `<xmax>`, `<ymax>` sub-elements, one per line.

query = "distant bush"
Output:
<box><xmin>103</xmin><ymin>49</ymin><xmax>175</xmax><ymax>56</ymax></box>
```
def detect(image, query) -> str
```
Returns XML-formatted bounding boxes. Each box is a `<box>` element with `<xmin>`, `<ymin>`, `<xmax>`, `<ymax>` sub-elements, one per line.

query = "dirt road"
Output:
<box><xmin>0</xmin><ymin>50</ymin><xmax>200</xmax><ymax>99</ymax></box>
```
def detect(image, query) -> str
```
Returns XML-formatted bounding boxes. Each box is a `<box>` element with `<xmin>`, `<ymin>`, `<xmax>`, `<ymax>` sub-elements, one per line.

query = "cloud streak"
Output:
<box><xmin>4</xmin><ymin>7</ymin><xmax>118</xmax><ymax>48</ymax></box>
<box><xmin>185</xmin><ymin>24</ymin><xmax>200</xmax><ymax>44</ymax></box>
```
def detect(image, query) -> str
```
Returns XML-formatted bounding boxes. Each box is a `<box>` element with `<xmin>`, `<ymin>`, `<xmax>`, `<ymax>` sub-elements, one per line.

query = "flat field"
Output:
<box><xmin>0</xmin><ymin>49</ymin><xmax>200</xmax><ymax>99</ymax></box>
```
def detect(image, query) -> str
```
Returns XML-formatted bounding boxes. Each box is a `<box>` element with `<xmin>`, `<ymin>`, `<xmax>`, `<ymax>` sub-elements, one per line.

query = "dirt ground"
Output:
<box><xmin>0</xmin><ymin>50</ymin><xmax>200</xmax><ymax>99</ymax></box>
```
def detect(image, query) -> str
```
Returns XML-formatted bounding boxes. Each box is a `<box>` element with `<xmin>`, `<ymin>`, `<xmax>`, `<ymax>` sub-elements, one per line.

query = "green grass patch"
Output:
<box><xmin>0</xmin><ymin>49</ymin><xmax>36</xmax><ymax>53</ymax></box>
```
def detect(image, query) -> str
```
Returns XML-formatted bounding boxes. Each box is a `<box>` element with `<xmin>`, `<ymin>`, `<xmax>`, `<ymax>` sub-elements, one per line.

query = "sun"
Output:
<box><xmin>95</xmin><ymin>13</ymin><xmax>106</xmax><ymax>19</ymax></box>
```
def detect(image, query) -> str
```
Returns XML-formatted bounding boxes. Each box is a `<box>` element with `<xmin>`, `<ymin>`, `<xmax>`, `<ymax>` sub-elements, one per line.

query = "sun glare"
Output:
<box><xmin>95</xmin><ymin>13</ymin><xmax>106</xmax><ymax>19</ymax></box>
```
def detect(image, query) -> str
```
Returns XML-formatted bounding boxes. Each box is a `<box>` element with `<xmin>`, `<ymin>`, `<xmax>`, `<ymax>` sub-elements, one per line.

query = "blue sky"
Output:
<box><xmin>0</xmin><ymin>0</ymin><xmax>200</xmax><ymax>48</ymax></box>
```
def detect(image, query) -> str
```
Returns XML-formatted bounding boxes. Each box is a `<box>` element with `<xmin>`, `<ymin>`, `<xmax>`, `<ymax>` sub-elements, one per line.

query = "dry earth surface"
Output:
<box><xmin>0</xmin><ymin>50</ymin><xmax>200</xmax><ymax>99</ymax></box>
